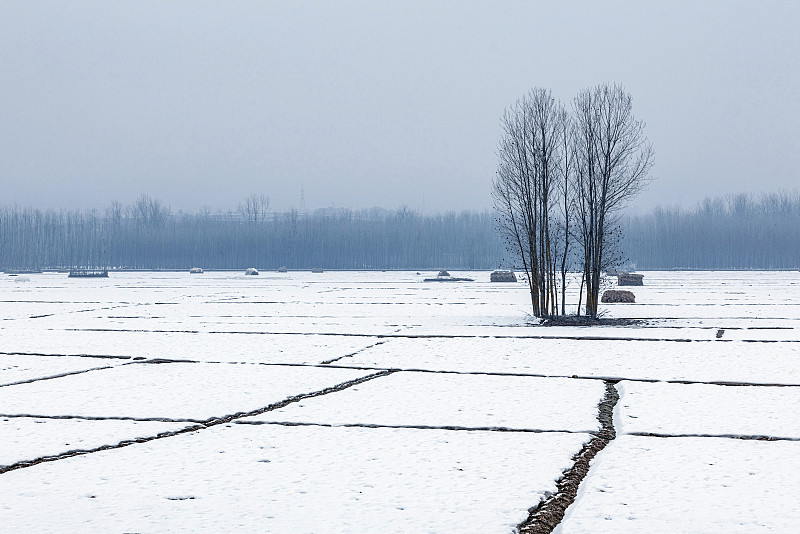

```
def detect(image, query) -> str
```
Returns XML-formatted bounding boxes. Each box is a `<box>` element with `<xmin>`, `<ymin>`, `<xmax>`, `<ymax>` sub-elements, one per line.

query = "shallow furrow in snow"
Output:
<box><xmin>0</xmin><ymin>365</ymin><xmax>116</xmax><ymax>388</ymax></box>
<box><xmin>0</xmin><ymin>369</ymin><xmax>394</xmax><ymax>476</ymax></box>
<box><xmin>626</xmin><ymin>431</ymin><xmax>800</xmax><ymax>442</ymax></box>
<box><xmin>320</xmin><ymin>339</ymin><xmax>387</xmax><ymax>364</ymax></box>
<box><xmin>54</xmin><ymin>327</ymin><xmax>800</xmax><ymax>343</ymax></box>
<box><xmin>236</xmin><ymin>420</ymin><xmax>595</xmax><ymax>434</ymax></box>
<box><xmin>324</xmin><ymin>364</ymin><xmax>800</xmax><ymax>387</ymax></box>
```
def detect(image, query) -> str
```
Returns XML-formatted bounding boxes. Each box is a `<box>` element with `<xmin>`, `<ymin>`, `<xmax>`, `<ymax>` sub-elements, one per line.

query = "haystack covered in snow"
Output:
<box><xmin>617</xmin><ymin>273</ymin><xmax>644</xmax><ymax>286</ymax></box>
<box><xmin>68</xmin><ymin>269</ymin><xmax>108</xmax><ymax>278</ymax></box>
<box><xmin>245</xmin><ymin>268</ymin><xmax>259</xmax><ymax>276</ymax></box>
<box><xmin>601</xmin><ymin>289</ymin><xmax>636</xmax><ymax>303</ymax></box>
<box><xmin>490</xmin><ymin>270</ymin><xmax>517</xmax><ymax>282</ymax></box>
<box><xmin>424</xmin><ymin>270</ymin><xmax>473</xmax><ymax>282</ymax></box>
<box><xmin>189</xmin><ymin>267</ymin><xmax>203</xmax><ymax>274</ymax></box>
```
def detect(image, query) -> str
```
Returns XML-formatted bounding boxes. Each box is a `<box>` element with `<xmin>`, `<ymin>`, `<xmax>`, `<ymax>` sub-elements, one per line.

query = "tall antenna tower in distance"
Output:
<box><xmin>300</xmin><ymin>186</ymin><xmax>306</xmax><ymax>216</ymax></box>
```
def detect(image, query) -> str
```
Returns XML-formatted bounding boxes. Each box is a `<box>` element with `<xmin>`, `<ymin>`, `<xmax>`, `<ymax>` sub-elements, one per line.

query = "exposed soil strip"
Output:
<box><xmin>626</xmin><ymin>431</ymin><xmax>800</xmax><ymax>442</ymax></box>
<box><xmin>0</xmin><ymin>351</ymin><xmax>131</xmax><ymax>360</ymax></box>
<box><xmin>517</xmin><ymin>381</ymin><xmax>619</xmax><ymax>534</ymax></box>
<box><xmin>6</xmin><ymin>353</ymin><xmax>800</xmax><ymax>388</ymax></box>
<box><xmin>0</xmin><ymin>414</ymin><xmax>198</xmax><ymax>423</ymax></box>
<box><xmin>235</xmin><ymin>420</ymin><xmax>596</xmax><ymax>434</ymax></box>
<box><xmin>0</xmin><ymin>300</ymin><xmax>104</xmax><ymax>304</ymax></box>
<box><xmin>0</xmin><ymin>365</ymin><xmax>117</xmax><ymax>388</ymax></box>
<box><xmin>337</xmin><ymin>366</ymin><xmax>800</xmax><ymax>388</ymax></box>
<box><xmin>639</xmin><ymin>325</ymin><xmax>794</xmax><ymax>330</ymax></box>
<box><xmin>58</xmin><ymin>327</ymin><xmax>800</xmax><ymax>343</ymax></box>
<box><xmin>0</xmin><ymin>370</ymin><xmax>394</xmax><ymax>476</ymax></box>
<box><xmin>320</xmin><ymin>340</ymin><xmax>387</xmax><ymax>365</ymax></box>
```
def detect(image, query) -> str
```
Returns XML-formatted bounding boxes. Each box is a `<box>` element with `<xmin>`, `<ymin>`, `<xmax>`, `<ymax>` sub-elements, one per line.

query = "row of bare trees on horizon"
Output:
<box><xmin>1</xmin><ymin>193</ymin><xmax>798</xmax><ymax>275</ymax></box>
<box><xmin>0</xmin><ymin>200</ymin><xmax>503</xmax><ymax>271</ymax></box>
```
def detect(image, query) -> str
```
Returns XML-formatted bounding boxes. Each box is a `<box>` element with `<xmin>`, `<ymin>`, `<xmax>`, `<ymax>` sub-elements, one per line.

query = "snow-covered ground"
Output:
<box><xmin>555</xmin><ymin>435</ymin><xmax>800</xmax><ymax>534</ymax></box>
<box><xmin>0</xmin><ymin>417</ymin><xmax>196</xmax><ymax>468</ymax></box>
<box><xmin>614</xmin><ymin>380</ymin><xmax>800</xmax><ymax>439</ymax></box>
<box><xmin>0</xmin><ymin>423</ymin><xmax>589</xmax><ymax>533</ymax></box>
<box><xmin>246</xmin><ymin>371</ymin><xmax>605</xmax><ymax>432</ymax></box>
<box><xmin>0</xmin><ymin>362</ymin><xmax>375</xmax><ymax>421</ymax></box>
<box><xmin>1</xmin><ymin>269</ymin><xmax>798</xmax><ymax>532</ymax></box>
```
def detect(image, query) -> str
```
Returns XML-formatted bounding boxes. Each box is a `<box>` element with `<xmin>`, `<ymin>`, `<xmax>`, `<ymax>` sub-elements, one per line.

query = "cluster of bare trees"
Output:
<box><xmin>238</xmin><ymin>194</ymin><xmax>271</xmax><ymax>224</ymax></box>
<box><xmin>494</xmin><ymin>84</ymin><xmax>654</xmax><ymax>318</ymax></box>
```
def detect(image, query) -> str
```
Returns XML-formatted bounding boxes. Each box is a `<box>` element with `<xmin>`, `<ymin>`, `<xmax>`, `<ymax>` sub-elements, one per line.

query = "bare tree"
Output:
<box><xmin>556</xmin><ymin>107</ymin><xmax>574</xmax><ymax>316</ymax></box>
<box><xmin>129</xmin><ymin>194</ymin><xmax>171</xmax><ymax>228</ymax></box>
<box><xmin>572</xmin><ymin>83</ymin><xmax>654</xmax><ymax>317</ymax></box>
<box><xmin>238</xmin><ymin>194</ymin><xmax>270</xmax><ymax>224</ymax></box>
<box><xmin>105</xmin><ymin>200</ymin><xmax>124</xmax><ymax>226</ymax></box>
<box><xmin>493</xmin><ymin>88</ymin><xmax>567</xmax><ymax>318</ymax></box>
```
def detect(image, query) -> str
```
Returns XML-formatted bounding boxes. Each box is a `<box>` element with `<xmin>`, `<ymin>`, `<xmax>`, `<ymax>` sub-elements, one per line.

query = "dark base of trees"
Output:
<box><xmin>538</xmin><ymin>315</ymin><xmax>642</xmax><ymax>327</ymax></box>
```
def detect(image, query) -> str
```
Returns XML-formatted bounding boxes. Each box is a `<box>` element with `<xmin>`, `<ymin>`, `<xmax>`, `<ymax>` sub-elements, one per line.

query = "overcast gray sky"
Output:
<box><xmin>1</xmin><ymin>1</ymin><xmax>798</xmax><ymax>214</ymax></box>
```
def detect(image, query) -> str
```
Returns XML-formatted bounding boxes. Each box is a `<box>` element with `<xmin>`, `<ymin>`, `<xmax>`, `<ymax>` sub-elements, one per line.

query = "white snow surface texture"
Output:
<box><xmin>1</xmin><ymin>269</ymin><xmax>799</xmax><ymax>532</ymax></box>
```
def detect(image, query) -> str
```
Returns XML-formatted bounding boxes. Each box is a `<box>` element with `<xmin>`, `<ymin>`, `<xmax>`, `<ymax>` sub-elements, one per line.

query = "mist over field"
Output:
<box><xmin>1</xmin><ymin>190</ymin><xmax>799</xmax><ymax>271</ymax></box>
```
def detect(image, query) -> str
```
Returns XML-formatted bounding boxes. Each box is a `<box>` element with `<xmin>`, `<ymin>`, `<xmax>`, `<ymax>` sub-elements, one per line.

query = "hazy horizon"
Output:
<box><xmin>2</xmin><ymin>2</ymin><xmax>799</xmax><ymax>215</ymax></box>
<box><xmin>2</xmin><ymin>186</ymin><xmax>800</xmax><ymax>217</ymax></box>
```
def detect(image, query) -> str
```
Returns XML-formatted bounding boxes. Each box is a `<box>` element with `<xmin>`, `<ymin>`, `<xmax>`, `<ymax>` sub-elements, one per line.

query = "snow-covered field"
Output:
<box><xmin>1</xmin><ymin>269</ymin><xmax>798</xmax><ymax>532</ymax></box>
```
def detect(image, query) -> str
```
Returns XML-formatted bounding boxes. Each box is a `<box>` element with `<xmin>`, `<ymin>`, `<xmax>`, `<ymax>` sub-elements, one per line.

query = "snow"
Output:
<box><xmin>555</xmin><ymin>435</ymin><xmax>800</xmax><ymax>533</ymax></box>
<box><xmin>1</xmin><ymin>269</ymin><xmax>799</xmax><ymax>531</ymax></box>
<box><xmin>0</xmin><ymin>424</ymin><xmax>589</xmax><ymax>533</ymax></box>
<box><xmin>0</xmin><ymin>328</ymin><xmax>380</xmax><ymax>365</ymax></box>
<box><xmin>0</xmin><ymin>417</ymin><xmax>195</xmax><ymax>468</ymax></box>
<box><xmin>344</xmin><ymin>336</ymin><xmax>800</xmax><ymax>385</ymax></box>
<box><xmin>0</xmin><ymin>362</ymin><xmax>374</xmax><ymax>420</ymax></box>
<box><xmin>615</xmin><ymin>380</ymin><xmax>800</xmax><ymax>439</ymax></box>
<box><xmin>0</xmin><ymin>354</ymin><xmax>123</xmax><ymax>386</ymax></box>
<box><xmin>247</xmin><ymin>371</ymin><xmax>605</xmax><ymax>432</ymax></box>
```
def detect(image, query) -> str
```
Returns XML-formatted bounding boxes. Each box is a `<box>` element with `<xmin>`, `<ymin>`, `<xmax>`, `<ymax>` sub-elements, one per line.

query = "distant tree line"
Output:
<box><xmin>0</xmin><ymin>195</ymin><xmax>504</xmax><ymax>271</ymax></box>
<box><xmin>2</xmin><ymin>191</ymin><xmax>798</xmax><ymax>273</ymax></box>
<box><xmin>622</xmin><ymin>192</ymin><xmax>800</xmax><ymax>270</ymax></box>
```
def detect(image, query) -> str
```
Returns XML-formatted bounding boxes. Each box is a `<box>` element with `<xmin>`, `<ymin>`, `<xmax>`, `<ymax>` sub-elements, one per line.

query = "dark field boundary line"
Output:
<box><xmin>625</xmin><ymin>431</ymin><xmax>800</xmax><ymax>442</ymax></box>
<box><xmin>5</xmin><ymin>352</ymin><xmax>799</xmax><ymax>388</ymax></box>
<box><xmin>0</xmin><ymin>365</ymin><xmax>118</xmax><ymax>388</ymax></box>
<box><xmin>518</xmin><ymin>382</ymin><xmax>619</xmax><ymax>533</ymax></box>
<box><xmin>641</xmin><ymin>325</ymin><xmax>795</xmax><ymax>330</ymax></box>
<box><xmin>234</xmin><ymin>420</ymin><xmax>596</xmax><ymax>435</ymax></box>
<box><xmin>0</xmin><ymin>370</ymin><xmax>394</xmax><ymax>476</ymax></box>
<box><xmin>0</xmin><ymin>413</ymin><xmax>200</xmax><ymax>423</ymax></box>
<box><xmin>0</xmin><ymin>351</ymin><xmax>132</xmax><ymax>360</ymax></box>
<box><xmin>322</xmin><ymin>365</ymin><xmax>800</xmax><ymax>388</ymax></box>
<box><xmin>129</xmin><ymin>359</ymin><xmax>800</xmax><ymax>388</ymax></box>
<box><xmin>320</xmin><ymin>340</ymin><xmax>387</xmax><ymax>365</ymax></box>
<box><xmin>58</xmin><ymin>327</ymin><xmax>800</xmax><ymax>343</ymax></box>
<box><xmin>637</xmin><ymin>316</ymin><xmax>800</xmax><ymax>321</ymax></box>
